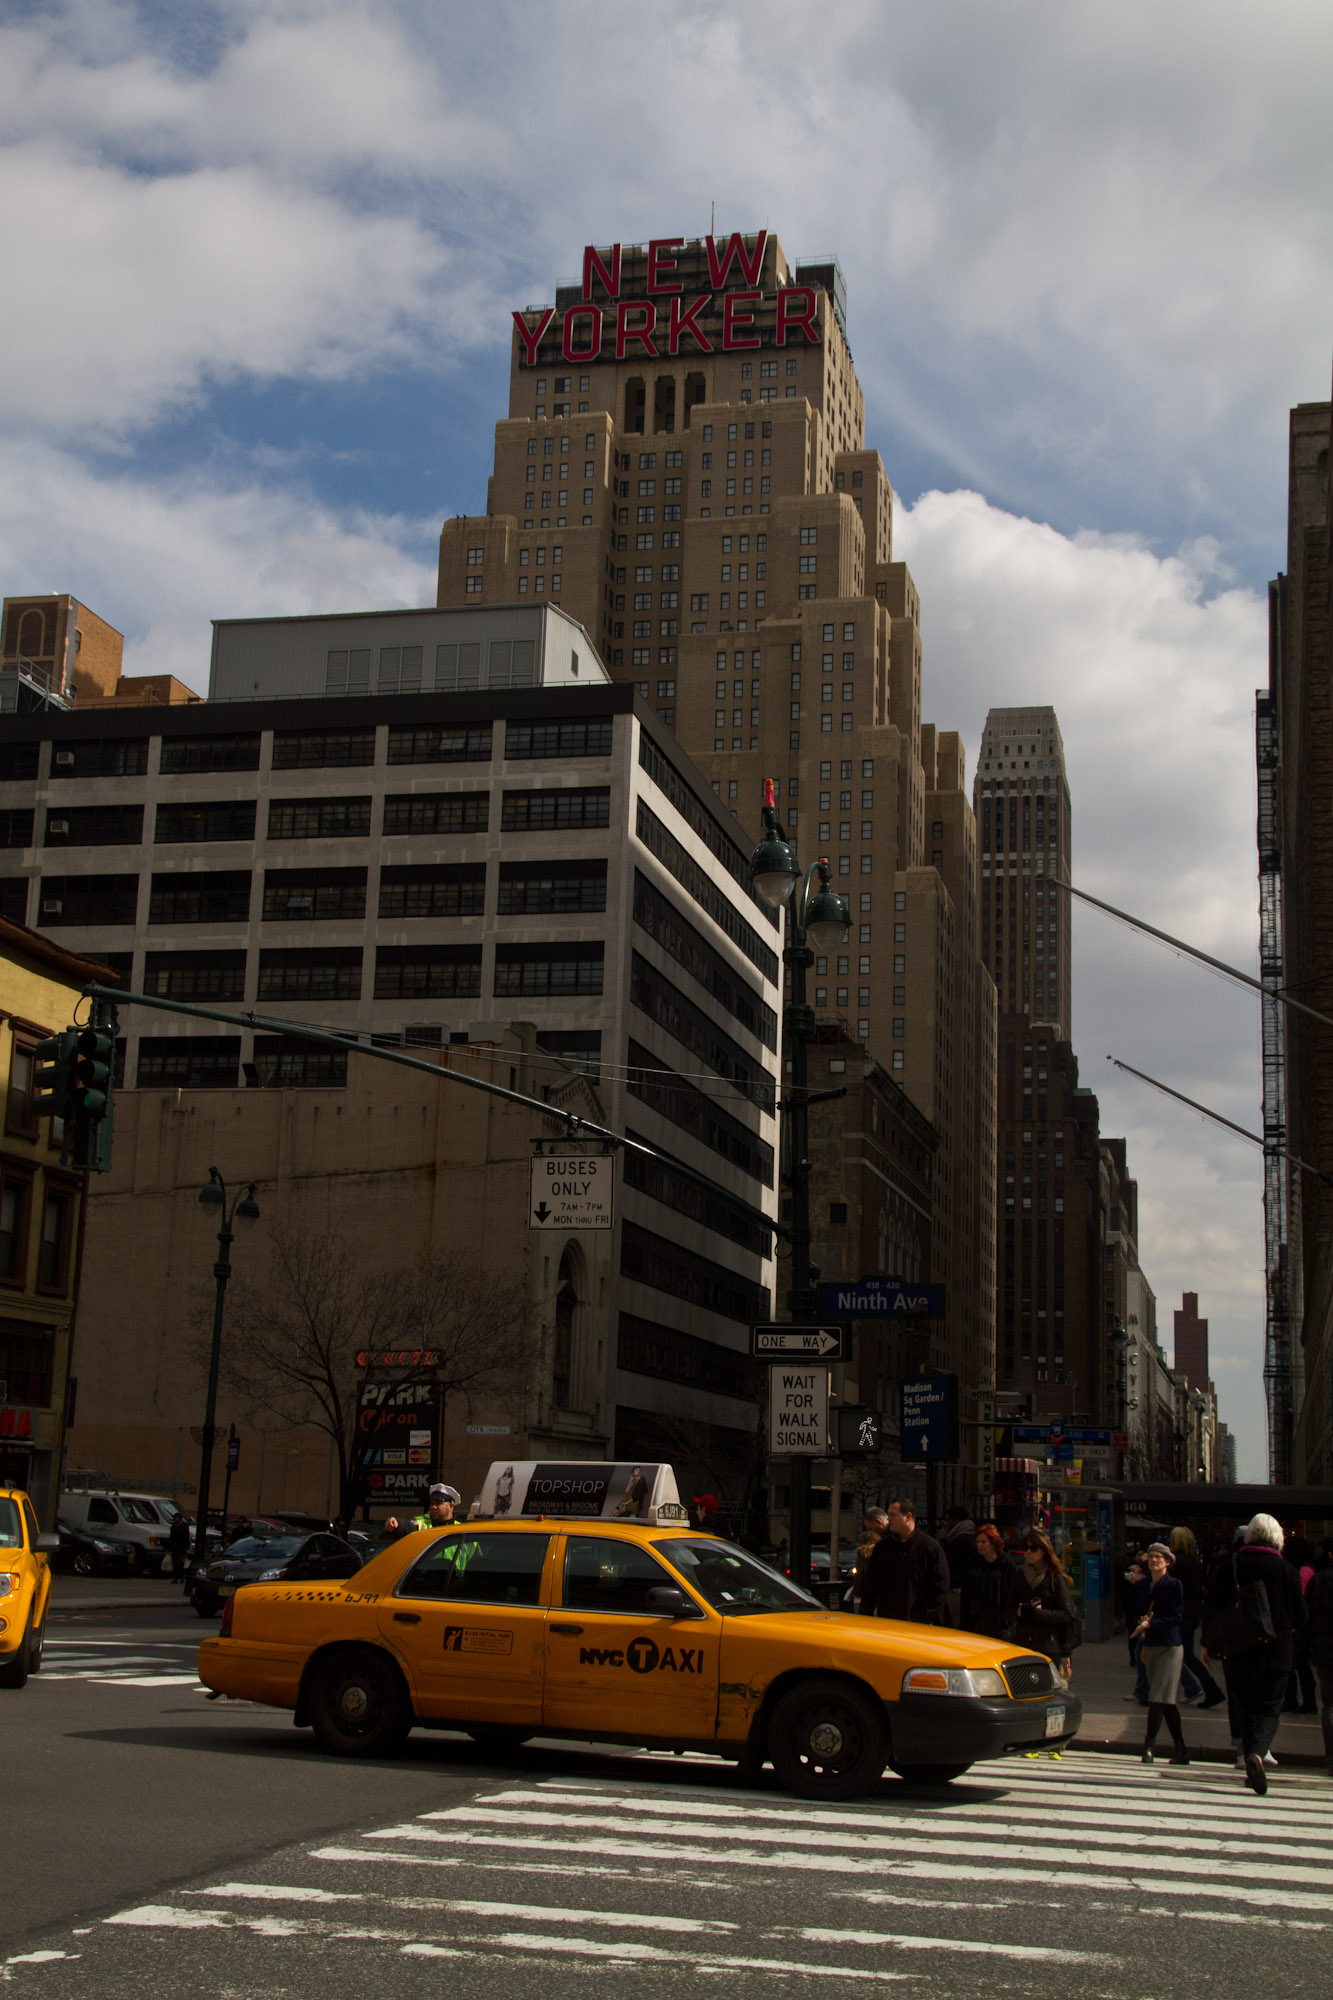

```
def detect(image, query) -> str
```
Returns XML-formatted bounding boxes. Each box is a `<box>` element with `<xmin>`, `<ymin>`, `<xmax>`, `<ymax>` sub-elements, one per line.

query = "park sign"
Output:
<box><xmin>513</xmin><ymin>232</ymin><xmax>822</xmax><ymax>366</ymax></box>
<box><xmin>821</xmin><ymin>1280</ymin><xmax>945</xmax><ymax>1319</ymax></box>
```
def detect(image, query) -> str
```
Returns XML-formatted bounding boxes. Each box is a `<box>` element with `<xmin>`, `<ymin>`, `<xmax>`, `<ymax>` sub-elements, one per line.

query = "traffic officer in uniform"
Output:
<box><xmin>384</xmin><ymin>1483</ymin><xmax>460</xmax><ymax>1536</ymax></box>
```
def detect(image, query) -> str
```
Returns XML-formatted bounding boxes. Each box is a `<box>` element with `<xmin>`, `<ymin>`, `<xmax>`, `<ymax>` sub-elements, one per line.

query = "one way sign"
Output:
<box><xmin>751</xmin><ymin>1324</ymin><xmax>846</xmax><ymax>1360</ymax></box>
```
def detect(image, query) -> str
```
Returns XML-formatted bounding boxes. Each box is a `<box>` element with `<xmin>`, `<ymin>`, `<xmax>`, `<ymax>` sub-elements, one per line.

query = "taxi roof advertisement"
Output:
<box><xmin>478</xmin><ymin>1460</ymin><xmax>685</xmax><ymax>1523</ymax></box>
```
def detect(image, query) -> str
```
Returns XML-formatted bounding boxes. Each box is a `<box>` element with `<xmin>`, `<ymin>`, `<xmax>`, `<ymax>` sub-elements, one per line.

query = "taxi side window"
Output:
<box><xmin>399</xmin><ymin>1533</ymin><xmax>550</xmax><ymax>1607</ymax></box>
<box><xmin>563</xmin><ymin>1536</ymin><xmax>678</xmax><ymax>1615</ymax></box>
<box><xmin>21</xmin><ymin>1498</ymin><xmax>40</xmax><ymax>1547</ymax></box>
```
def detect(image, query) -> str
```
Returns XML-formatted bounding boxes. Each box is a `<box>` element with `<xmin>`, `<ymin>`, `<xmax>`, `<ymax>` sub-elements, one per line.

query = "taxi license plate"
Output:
<box><xmin>1044</xmin><ymin>1706</ymin><xmax>1066</xmax><ymax>1737</ymax></box>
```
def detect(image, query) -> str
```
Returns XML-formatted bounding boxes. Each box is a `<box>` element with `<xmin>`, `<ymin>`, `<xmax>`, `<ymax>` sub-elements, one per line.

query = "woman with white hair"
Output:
<box><xmin>1202</xmin><ymin>1513</ymin><xmax>1308</xmax><ymax>1795</ymax></box>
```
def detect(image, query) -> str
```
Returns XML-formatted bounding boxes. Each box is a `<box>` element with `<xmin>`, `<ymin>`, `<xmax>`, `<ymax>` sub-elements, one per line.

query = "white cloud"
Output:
<box><xmin>0</xmin><ymin>442</ymin><xmax>437</xmax><ymax>686</ymax></box>
<box><xmin>898</xmin><ymin>488</ymin><xmax>1270</xmax><ymax>1474</ymax></box>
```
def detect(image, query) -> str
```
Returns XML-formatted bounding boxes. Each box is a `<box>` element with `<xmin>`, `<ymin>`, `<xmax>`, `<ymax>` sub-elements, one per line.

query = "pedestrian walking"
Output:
<box><xmin>1303</xmin><ymin>1560</ymin><xmax>1333</xmax><ymax>1774</ymax></box>
<box><xmin>857</xmin><ymin>1499</ymin><xmax>950</xmax><ymax>1625</ymax></box>
<box><xmin>1202</xmin><ymin>1512</ymin><xmax>1308</xmax><ymax>1796</ymax></box>
<box><xmin>166</xmin><ymin>1510</ymin><xmax>191</xmax><ymax>1583</ymax></box>
<box><xmin>1281</xmin><ymin>1536</ymin><xmax>1317</xmax><ymax>1713</ymax></box>
<box><xmin>1169</xmin><ymin>1526</ymin><xmax>1225</xmax><ymax>1708</ymax></box>
<box><xmin>848</xmin><ymin>1508</ymin><xmax>887</xmax><ymax>1608</ymax></box>
<box><xmin>1133</xmin><ymin>1542</ymin><xmax>1189</xmax><ymax>1765</ymax></box>
<box><xmin>959</xmin><ymin>1522</ymin><xmax>1011</xmax><ymax>1640</ymax></box>
<box><xmin>941</xmin><ymin>1505</ymin><xmax>977</xmax><ymax>1628</ymax></box>
<box><xmin>1006</xmin><ymin>1528</ymin><xmax>1078</xmax><ymax>1684</ymax></box>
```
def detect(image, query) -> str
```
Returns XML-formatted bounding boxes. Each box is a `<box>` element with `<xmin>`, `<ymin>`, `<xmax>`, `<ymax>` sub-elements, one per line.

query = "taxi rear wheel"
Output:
<box><xmin>767</xmin><ymin>1678</ymin><xmax>886</xmax><ymax>1800</ymax></box>
<box><xmin>309</xmin><ymin>1649</ymin><xmax>412</xmax><ymax>1757</ymax></box>
<box><xmin>889</xmin><ymin>1761</ymin><xmax>973</xmax><ymax>1784</ymax></box>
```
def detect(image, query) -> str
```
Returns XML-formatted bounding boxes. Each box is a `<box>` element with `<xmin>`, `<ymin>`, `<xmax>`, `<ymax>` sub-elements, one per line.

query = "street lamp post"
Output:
<box><xmin>749</xmin><ymin>779</ymin><xmax>850</xmax><ymax>1590</ymax></box>
<box><xmin>194</xmin><ymin>1167</ymin><xmax>260</xmax><ymax>1567</ymax></box>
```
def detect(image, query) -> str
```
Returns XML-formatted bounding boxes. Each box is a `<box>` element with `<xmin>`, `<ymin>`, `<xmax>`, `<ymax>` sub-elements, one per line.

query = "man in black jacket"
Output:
<box><xmin>1202</xmin><ymin>1512</ymin><xmax>1307</xmax><ymax>1796</ymax></box>
<box><xmin>1306</xmin><ymin>1558</ymin><xmax>1333</xmax><ymax>1774</ymax></box>
<box><xmin>858</xmin><ymin>1499</ymin><xmax>950</xmax><ymax>1624</ymax></box>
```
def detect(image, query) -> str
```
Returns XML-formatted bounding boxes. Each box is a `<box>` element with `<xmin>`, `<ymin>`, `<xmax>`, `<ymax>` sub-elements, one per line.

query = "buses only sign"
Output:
<box><xmin>529</xmin><ymin>1153</ymin><xmax>614</xmax><ymax>1230</ymax></box>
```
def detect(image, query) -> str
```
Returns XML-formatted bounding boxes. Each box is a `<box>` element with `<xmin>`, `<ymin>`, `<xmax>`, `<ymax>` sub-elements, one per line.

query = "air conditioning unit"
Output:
<box><xmin>48</xmin><ymin>818</ymin><xmax>69</xmax><ymax>835</ymax></box>
<box><xmin>54</xmin><ymin>750</ymin><xmax>75</xmax><ymax>766</ymax></box>
<box><xmin>41</xmin><ymin>899</ymin><xmax>63</xmax><ymax>915</ymax></box>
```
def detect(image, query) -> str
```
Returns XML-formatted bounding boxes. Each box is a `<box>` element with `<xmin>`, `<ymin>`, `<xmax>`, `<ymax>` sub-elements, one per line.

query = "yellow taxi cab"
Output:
<box><xmin>199</xmin><ymin>1463</ymin><xmax>1080</xmax><ymax>1798</ymax></box>
<box><xmin>0</xmin><ymin>1486</ymin><xmax>58</xmax><ymax>1689</ymax></box>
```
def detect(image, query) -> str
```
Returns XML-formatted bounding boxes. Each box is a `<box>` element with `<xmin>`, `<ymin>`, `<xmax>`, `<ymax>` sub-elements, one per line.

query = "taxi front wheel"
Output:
<box><xmin>308</xmin><ymin>1649</ymin><xmax>412</xmax><ymax>1757</ymax></box>
<box><xmin>767</xmin><ymin>1678</ymin><xmax>887</xmax><ymax>1800</ymax></box>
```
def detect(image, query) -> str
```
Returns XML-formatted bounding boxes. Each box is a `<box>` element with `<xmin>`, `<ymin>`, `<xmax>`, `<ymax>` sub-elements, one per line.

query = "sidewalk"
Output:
<box><xmin>1069</xmin><ymin>1637</ymin><xmax>1327</xmax><ymax>1766</ymax></box>
<box><xmin>47</xmin><ymin>1573</ymin><xmax>194</xmax><ymax>1615</ymax></box>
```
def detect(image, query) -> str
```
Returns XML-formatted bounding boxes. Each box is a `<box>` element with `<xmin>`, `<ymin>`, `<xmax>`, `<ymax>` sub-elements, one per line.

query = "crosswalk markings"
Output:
<box><xmin>39</xmin><ymin>1641</ymin><xmax>205</xmax><ymax>1688</ymax></box>
<box><xmin>23</xmin><ymin>1748</ymin><xmax>1330</xmax><ymax>1986</ymax></box>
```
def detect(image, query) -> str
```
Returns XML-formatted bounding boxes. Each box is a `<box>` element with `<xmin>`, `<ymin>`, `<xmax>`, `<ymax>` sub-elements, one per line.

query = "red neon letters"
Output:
<box><xmin>515</xmin><ymin>233</ymin><xmax>822</xmax><ymax>366</ymax></box>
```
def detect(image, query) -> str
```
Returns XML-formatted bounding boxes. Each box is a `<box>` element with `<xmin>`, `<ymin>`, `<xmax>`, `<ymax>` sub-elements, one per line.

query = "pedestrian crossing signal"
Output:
<box><xmin>69</xmin><ymin>1000</ymin><xmax>118</xmax><ymax>1171</ymax></box>
<box><xmin>836</xmin><ymin>1406</ymin><xmax>884</xmax><ymax>1456</ymax></box>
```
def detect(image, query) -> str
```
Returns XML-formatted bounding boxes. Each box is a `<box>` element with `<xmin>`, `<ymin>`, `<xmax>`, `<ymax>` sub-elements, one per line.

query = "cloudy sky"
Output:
<box><xmin>4</xmin><ymin>0</ymin><xmax>1331</xmax><ymax>1478</ymax></box>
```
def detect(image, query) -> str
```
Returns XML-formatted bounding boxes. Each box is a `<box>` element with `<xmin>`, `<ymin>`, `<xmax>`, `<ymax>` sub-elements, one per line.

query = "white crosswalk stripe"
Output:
<box><xmin>38</xmin><ymin>1640</ymin><xmax>205</xmax><ymax>1689</ymax></box>
<box><xmin>72</xmin><ymin>1748</ymin><xmax>1333</xmax><ymax>1991</ymax></box>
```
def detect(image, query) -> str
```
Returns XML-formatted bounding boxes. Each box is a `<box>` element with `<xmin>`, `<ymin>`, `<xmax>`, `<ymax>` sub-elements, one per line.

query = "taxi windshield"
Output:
<box><xmin>656</xmin><ymin>1538</ymin><xmax>821</xmax><ymax>1615</ymax></box>
<box><xmin>0</xmin><ymin>1498</ymin><xmax>22</xmax><ymax>1548</ymax></box>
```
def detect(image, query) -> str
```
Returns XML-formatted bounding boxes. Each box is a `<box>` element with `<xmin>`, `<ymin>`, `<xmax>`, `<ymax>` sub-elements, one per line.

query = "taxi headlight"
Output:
<box><xmin>902</xmin><ymin>1666</ymin><xmax>1009</xmax><ymax>1699</ymax></box>
<box><xmin>0</xmin><ymin>1574</ymin><xmax>16</xmax><ymax>1597</ymax></box>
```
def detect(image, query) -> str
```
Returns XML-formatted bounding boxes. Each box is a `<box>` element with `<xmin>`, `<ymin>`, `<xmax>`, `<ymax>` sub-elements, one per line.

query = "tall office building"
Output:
<box><xmin>1173</xmin><ymin>1290</ymin><xmax>1209</xmax><ymax>1393</ymax></box>
<box><xmin>974</xmin><ymin>706</ymin><xmax>1101</xmax><ymax>1416</ymax></box>
<box><xmin>437</xmin><ymin>228</ymin><xmax>996</xmax><ymax>1389</ymax></box>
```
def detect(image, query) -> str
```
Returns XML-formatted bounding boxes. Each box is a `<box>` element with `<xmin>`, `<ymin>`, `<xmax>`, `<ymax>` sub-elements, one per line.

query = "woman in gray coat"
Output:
<box><xmin>1132</xmin><ymin>1542</ymin><xmax>1189</xmax><ymax>1765</ymax></box>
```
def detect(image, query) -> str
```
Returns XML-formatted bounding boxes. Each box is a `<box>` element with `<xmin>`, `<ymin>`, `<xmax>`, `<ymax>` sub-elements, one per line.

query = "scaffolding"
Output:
<box><xmin>1257</xmin><ymin>661</ymin><xmax>1298</xmax><ymax>1481</ymax></box>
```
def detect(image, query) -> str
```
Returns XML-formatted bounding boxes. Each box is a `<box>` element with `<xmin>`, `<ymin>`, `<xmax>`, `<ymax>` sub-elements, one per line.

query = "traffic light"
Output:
<box><xmin>32</xmin><ymin>1028</ymin><xmax>78</xmax><ymax>1127</ymax></box>
<box><xmin>836</xmin><ymin>1406</ymin><xmax>884</xmax><ymax>1456</ymax></box>
<box><xmin>69</xmin><ymin>1000</ymin><xmax>118</xmax><ymax>1172</ymax></box>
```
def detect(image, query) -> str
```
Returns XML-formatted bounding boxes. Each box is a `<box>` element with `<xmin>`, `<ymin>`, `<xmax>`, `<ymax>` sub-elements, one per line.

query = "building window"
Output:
<box><xmin>0</xmin><ymin>1173</ymin><xmax>33</xmax><ymax>1283</ymax></box>
<box><xmin>159</xmin><ymin>733</ymin><xmax>260</xmax><ymax>775</ymax></box>
<box><xmin>382</xmin><ymin>793</ymin><xmax>488</xmax><ymax>837</ymax></box>
<box><xmin>267</xmin><ymin>797</ymin><xmax>372</xmax><ymax>840</ymax></box>
<box><xmin>262</xmin><ymin>868</ymin><xmax>366</xmax><ymax>920</ymax></box>
<box><xmin>493</xmin><ymin>943</ymin><xmax>605</xmax><ymax>997</ymax></box>
<box><xmin>43</xmin><ymin>804</ymin><xmax>144</xmax><ymax>847</ymax></box>
<box><xmin>154</xmin><ymin>800</ymin><xmax>257</xmax><ymax>844</ymax></box>
<box><xmin>256</xmin><ymin>948</ymin><xmax>363</xmax><ymax>1002</ymax></box>
<box><xmin>273</xmin><ymin>727</ymin><xmax>377</xmax><ymax>769</ymax></box>
<box><xmin>466</xmin><ymin>547</ymin><xmax>484</xmax><ymax>564</ymax></box>
<box><xmin>496</xmin><ymin>862</ymin><xmax>608</xmax><ymax>915</ymax></box>
<box><xmin>136</xmin><ymin>1036</ymin><xmax>242</xmax><ymax>1091</ymax></box>
<box><xmin>378</xmin><ymin>865</ymin><xmax>486</xmax><ymax>918</ymax></box>
<box><xmin>500</xmin><ymin>788</ymin><xmax>611</xmax><ymax>832</ymax></box>
<box><xmin>373</xmin><ymin>947</ymin><xmax>483</xmax><ymax>1000</ymax></box>
<box><xmin>505</xmin><ymin>717</ymin><xmax>613</xmax><ymax>759</ymax></box>
<box><xmin>249</xmin><ymin>1038</ymin><xmax>348</xmax><ymax>1089</ymax></box>
<box><xmin>144</xmin><ymin>950</ymin><xmax>247</xmax><ymax>1001</ymax></box>
<box><xmin>148</xmin><ymin>871</ymin><xmax>250</xmax><ymax>925</ymax></box>
<box><xmin>36</xmin><ymin>1188</ymin><xmax>74</xmax><ymax>1292</ymax></box>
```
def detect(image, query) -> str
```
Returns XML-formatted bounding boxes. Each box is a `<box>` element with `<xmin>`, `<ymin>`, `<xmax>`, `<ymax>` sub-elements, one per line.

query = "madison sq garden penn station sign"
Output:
<box><xmin>512</xmin><ymin>232</ymin><xmax>821</xmax><ymax>366</ymax></box>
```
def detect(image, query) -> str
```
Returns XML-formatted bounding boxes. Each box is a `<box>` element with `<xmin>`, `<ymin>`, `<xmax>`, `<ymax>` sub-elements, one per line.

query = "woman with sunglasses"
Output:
<box><xmin>1006</xmin><ymin>1529</ymin><xmax>1078</xmax><ymax>1687</ymax></box>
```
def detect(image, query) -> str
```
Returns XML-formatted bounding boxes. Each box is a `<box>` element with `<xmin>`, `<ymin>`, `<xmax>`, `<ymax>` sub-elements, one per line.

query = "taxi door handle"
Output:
<box><xmin>551</xmin><ymin>1623</ymin><xmax>583</xmax><ymax>1635</ymax></box>
<box><xmin>393</xmin><ymin>1612</ymin><xmax>422</xmax><ymax>1625</ymax></box>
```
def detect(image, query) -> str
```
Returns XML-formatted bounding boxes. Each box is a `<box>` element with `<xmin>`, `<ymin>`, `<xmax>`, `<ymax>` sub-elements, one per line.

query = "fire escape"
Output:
<box><xmin>1256</xmin><ymin>673</ymin><xmax>1296</xmax><ymax>1481</ymax></box>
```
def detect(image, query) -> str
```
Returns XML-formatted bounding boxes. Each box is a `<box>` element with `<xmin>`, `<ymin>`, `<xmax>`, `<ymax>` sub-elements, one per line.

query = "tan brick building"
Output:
<box><xmin>437</xmin><ymin>230</ymin><xmax>995</xmax><ymax>1389</ymax></box>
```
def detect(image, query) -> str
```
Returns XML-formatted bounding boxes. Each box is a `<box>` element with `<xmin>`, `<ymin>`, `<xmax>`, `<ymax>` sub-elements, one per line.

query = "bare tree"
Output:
<box><xmin>215</xmin><ymin>1228</ymin><xmax>537</xmax><ymax>1518</ymax></box>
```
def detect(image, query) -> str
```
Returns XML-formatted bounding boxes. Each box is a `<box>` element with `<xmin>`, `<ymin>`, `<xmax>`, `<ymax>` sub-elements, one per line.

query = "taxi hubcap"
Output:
<box><xmin>339</xmin><ymin>1683</ymin><xmax>371</xmax><ymax>1724</ymax></box>
<box><xmin>809</xmin><ymin>1719</ymin><xmax>845</xmax><ymax>1759</ymax></box>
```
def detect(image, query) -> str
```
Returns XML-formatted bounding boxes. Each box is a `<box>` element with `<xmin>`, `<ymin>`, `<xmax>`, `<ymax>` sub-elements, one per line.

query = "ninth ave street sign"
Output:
<box><xmin>751</xmin><ymin>1324</ymin><xmax>846</xmax><ymax>1360</ymax></box>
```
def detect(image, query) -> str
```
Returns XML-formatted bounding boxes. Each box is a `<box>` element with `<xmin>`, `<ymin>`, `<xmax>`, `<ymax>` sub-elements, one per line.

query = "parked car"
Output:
<box><xmin>51</xmin><ymin>1526</ymin><xmax>135</xmax><ymax>1578</ymax></box>
<box><xmin>189</xmin><ymin>1532</ymin><xmax>363</xmax><ymax>1618</ymax></box>
<box><xmin>59</xmin><ymin>1492</ymin><xmax>175</xmax><ymax>1574</ymax></box>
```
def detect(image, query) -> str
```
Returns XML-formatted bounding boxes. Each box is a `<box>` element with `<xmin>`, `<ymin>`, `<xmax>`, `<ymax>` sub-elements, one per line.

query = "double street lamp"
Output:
<box><xmin>749</xmin><ymin>780</ymin><xmax>850</xmax><ymax>1587</ymax></box>
<box><xmin>193</xmin><ymin>1167</ymin><xmax>261</xmax><ymax>1566</ymax></box>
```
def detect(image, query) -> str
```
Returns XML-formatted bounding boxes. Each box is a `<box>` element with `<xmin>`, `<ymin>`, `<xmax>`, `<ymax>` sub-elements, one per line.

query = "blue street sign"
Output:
<box><xmin>822</xmin><ymin>1281</ymin><xmax>945</xmax><ymax>1319</ymax></box>
<box><xmin>1048</xmin><ymin>1418</ymin><xmax>1065</xmax><ymax>1442</ymax></box>
<box><xmin>900</xmin><ymin>1373</ymin><xmax>959</xmax><ymax>1460</ymax></box>
<box><xmin>1012</xmin><ymin>1426</ymin><xmax>1112</xmax><ymax>1445</ymax></box>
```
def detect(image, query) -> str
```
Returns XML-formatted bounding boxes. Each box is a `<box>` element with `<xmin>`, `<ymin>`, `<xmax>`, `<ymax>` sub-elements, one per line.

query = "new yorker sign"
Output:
<box><xmin>513</xmin><ymin>231</ymin><xmax>822</xmax><ymax>367</ymax></box>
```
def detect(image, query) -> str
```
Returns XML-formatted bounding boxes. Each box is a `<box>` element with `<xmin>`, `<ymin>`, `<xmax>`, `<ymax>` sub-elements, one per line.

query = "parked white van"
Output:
<box><xmin>58</xmin><ymin>1491</ymin><xmax>181</xmax><ymax>1574</ymax></box>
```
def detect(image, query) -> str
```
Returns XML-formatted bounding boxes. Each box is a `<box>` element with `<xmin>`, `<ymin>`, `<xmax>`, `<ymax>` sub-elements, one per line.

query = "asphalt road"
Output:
<box><xmin>5</xmin><ymin>1598</ymin><xmax>1332</xmax><ymax>1996</ymax></box>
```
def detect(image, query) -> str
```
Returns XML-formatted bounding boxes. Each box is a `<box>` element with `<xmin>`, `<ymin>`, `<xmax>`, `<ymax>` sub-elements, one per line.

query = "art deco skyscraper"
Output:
<box><xmin>438</xmin><ymin>229</ymin><xmax>995</xmax><ymax>1388</ymax></box>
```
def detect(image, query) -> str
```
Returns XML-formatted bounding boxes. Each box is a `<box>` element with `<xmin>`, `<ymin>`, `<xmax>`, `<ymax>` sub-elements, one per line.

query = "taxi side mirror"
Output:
<box><xmin>644</xmin><ymin>1585</ymin><xmax>703</xmax><ymax>1619</ymax></box>
<box><xmin>35</xmin><ymin>1532</ymin><xmax>60</xmax><ymax>1554</ymax></box>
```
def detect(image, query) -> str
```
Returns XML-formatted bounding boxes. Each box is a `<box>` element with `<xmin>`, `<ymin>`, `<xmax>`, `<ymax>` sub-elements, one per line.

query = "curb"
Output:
<box><xmin>1074</xmin><ymin>1733</ymin><xmax>1329</xmax><ymax>1770</ymax></box>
